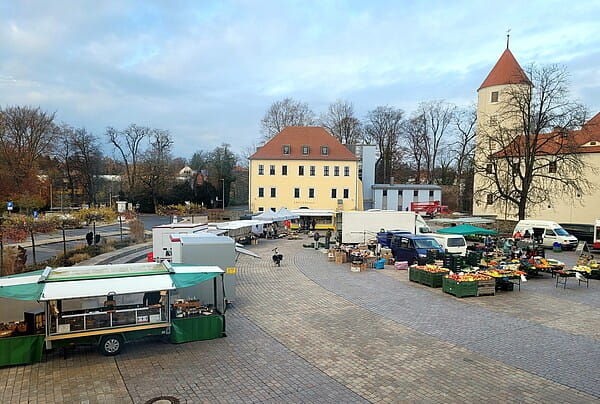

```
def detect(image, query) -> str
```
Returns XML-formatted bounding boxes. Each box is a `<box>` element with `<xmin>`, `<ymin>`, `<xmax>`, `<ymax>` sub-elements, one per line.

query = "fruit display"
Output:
<box><xmin>421</xmin><ymin>264</ymin><xmax>450</xmax><ymax>273</ymax></box>
<box><xmin>445</xmin><ymin>273</ymin><xmax>492</xmax><ymax>282</ymax></box>
<box><xmin>572</xmin><ymin>265</ymin><xmax>591</xmax><ymax>274</ymax></box>
<box><xmin>482</xmin><ymin>269</ymin><xmax>526</xmax><ymax>278</ymax></box>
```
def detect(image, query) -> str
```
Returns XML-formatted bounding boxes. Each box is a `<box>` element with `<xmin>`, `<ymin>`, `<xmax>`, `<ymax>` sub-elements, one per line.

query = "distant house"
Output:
<box><xmin>372</xmin><ymin>183</ymin><xmax>442</xmax><ymax>211</ymax></box>
<box><xmin>249</xmin><ymin>126</ymin><xmax>363</xmax><ymax>212</ymax></box>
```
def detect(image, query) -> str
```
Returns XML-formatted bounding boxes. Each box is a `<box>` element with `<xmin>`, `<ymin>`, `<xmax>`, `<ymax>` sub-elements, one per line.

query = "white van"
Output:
<box><xmin>512</xmin><ymin>220</ymin><xmax>578</xmax><ymax>250</ymax></box>
<box><xmin>431</xmin><ymin>234</ymin><xmax>467</xmax><ymax>256</ymax></box>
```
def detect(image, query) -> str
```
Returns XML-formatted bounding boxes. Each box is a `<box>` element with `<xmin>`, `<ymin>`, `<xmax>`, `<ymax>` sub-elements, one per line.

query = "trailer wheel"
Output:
<box><xmin>99</xmin><ymin>334</ymin><xmax>124</xmax><ymax>356</ymax></box>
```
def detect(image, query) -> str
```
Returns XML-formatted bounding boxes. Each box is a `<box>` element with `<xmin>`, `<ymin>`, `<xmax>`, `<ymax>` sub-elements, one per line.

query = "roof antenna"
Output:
<box><xmin>506</xmin><ymin>28</ymin><xmax>511</xmax><ymax>49</ymax></box>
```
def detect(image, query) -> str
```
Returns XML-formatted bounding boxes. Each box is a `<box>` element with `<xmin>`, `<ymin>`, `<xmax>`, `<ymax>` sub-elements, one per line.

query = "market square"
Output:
<box><xmin>1</xmin><ymin>236</ymin><xmax>598</xmax><ymax>403</ymax></box>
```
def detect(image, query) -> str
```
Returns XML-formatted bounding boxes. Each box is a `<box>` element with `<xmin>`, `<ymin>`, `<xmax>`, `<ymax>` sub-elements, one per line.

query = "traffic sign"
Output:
<box><xmin>33</xmin><ymin>210</ymin><xmax>39</xmax><ymax>219</ymax></box>
<box><xmin>7</xmin><ymin>201</ymin><xmax>13</xmax><ymax>211</ymax></box>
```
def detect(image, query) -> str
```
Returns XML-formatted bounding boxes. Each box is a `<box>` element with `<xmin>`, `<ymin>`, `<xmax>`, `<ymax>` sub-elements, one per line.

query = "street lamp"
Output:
<box><xmin>220</xmin><ymin>179</ymin><xmax>225</xmax><ymax>211</ymax></box>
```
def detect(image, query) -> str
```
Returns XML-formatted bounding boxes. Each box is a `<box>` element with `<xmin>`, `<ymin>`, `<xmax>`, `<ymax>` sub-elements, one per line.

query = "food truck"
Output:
<box><xmin>0</xmin><ymin>261</ymin><xmax>225</xmax><ymax>366</ymax></box>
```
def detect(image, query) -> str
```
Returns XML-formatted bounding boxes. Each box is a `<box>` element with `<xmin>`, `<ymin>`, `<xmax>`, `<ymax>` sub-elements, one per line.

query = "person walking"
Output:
<box><xmin>313</xmin><ymin>231</ymin><xmax>321</xmax><ymax>250</ymax></box>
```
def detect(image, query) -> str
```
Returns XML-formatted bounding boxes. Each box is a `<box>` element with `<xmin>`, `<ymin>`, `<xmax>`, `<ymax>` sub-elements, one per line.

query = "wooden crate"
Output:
<box><xmin>477</xmin><ymin>279</ymin><xmax>496</xmax><ymax>296</ymax></box>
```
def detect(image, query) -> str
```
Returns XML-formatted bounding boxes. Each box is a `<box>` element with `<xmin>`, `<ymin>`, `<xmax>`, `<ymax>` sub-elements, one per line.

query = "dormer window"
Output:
<box><xmin>302</xmin><ymin>145</ymin><xmax>310</xmax><ymax>155</ymax></box>
<box><xmin>491</xmin><ymin>91</ymin><xmax>499</xmax><ymax>103</ymax></box>
<box><xmin>282</xmin><ymin>144</ymin><xmax>290</xmax><ymax>155</ymax></box>
<box><xmin>321</xmin><ymin>145</ymin><xmax>329</xmax><ymax>156</ymax></box>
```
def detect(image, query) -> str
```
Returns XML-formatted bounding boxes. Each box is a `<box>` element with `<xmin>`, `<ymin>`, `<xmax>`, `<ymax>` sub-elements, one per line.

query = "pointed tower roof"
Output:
<box><xmin>479</xmin><ymin>48</ymin><xmax>531</xmax><ymax>90</ymax></box>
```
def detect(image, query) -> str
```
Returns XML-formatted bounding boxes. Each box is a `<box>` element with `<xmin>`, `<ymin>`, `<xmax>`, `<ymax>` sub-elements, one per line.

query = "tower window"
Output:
<box><xmin>486</xmin><ymin>163</ymin><xmax>493</xmax><ymax>174</ymax></box>
<box><xmin>549</xmin><ymin>161</ymin><xmax>557</xmax><ymax>173</ymax></box>
<box><xmin>489</xmin><ymin>116</ymin><xmax>498</xmax><ymax>126</ymax></box>
<box><xmin>491</xmin><ymin>91</ymin><xmax>499</xmax><ymax>103</ymax></box>
<box><xmin>486</xmin><ymin>194</ymin><xmax>494</xmax><ymax>205</ymax></box>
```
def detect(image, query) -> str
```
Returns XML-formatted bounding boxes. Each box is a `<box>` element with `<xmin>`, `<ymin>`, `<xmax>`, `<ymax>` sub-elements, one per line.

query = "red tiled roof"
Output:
<box><xmin>250</xmin><ymin>126</ymin><xmax>358</xmax><ymax>161</ymax></box>
<box><xmin>493</xmin><ymin>113</ymin><xmax>600</xmax><ymax>157</ymax></box>
<box><xmin>479</xmin><ymin>48</ymin><xmax>532</xmax><ymax>90</ymax></box>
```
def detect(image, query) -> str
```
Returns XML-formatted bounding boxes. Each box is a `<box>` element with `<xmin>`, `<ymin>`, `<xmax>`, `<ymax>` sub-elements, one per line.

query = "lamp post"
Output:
<box><xmin>220</xmin><ymin>179</ymin><xmax>225</xmax><ymax>211</ymax></box>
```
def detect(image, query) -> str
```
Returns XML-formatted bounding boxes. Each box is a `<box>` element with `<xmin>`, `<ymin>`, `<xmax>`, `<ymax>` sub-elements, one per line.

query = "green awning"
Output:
<box><xmin>437</xmin><ymin>224</ymin><xmax>498</xmax><ymax>236</ymax></box>
<box><xmin>170</xmin><ymin>272</ymin><xmax>221</xmax><ymax>288</ymax></box>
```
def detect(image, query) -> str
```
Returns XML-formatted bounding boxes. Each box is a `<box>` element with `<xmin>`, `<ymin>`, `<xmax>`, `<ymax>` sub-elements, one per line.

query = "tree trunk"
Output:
<box><xmin>30</xmin><ymin>230</ymin><xmax>37</xmax><ymax>265</ymax></box>
<box><xmin>518</xmin><ymin>198</ymin><xmax>527</xmax><ymax>220</ymax></box>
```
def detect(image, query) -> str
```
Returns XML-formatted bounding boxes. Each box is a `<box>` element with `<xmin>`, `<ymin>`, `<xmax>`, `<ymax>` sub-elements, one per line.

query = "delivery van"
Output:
<box><xmin>431</xmin><ymin>234</ymin><xmax>467</xmax><ymax>256</ymax></box>
<box><xmin>390</xmin><ymin>234</ymin><xmax>444</xmax><ymax>264</ymax></box>
<box><xmin>512</xmin><ymin>220</ymin><xmax>578</xmax><ymax>250</ymax></box>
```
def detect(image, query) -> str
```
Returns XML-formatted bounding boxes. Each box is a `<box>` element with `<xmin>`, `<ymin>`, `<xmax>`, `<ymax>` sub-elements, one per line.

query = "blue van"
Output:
<box><xmin>391</xmin><ymin>234</ymin><xmax>444</xmax><ymax>264</ymax></box>
<box><xmin>377</xmin><ymin>230</ymin><xmax>412</xmax><ymax>248</ymax></box>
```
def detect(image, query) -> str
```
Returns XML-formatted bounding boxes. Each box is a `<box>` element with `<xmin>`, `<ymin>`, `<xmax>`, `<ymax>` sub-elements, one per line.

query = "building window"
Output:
<box><xmin>413</xmin><ymin>190</ymin><xmax>418</xmax><ymax>197</ymax></box>
<box><xmin>258</xmin><ymin>187</ymin><xmax>264</xmax><ymax>198</ymax></box>
<box><xmin>334</xmin><ymin>166</ymin><xmax>340</xmax><ymax>176</ymax></box>
<box><xmin>331</xmin><ymin>189</ymin><xmax>337</xmax><ymax>198</ymax></box>
<box><xmin>302</xmin><ymin>145</ymin><xmax>310</xmax><ymax>155</ymax></box>
<box><xmin>258</xmin><ymin>207</ymin><xmax>264</xmax><ymax>212</ymax></box>
<box><xmin>343</xmin><ymin>189</ymin><xmax>349</xmax><ymax>199</ymax></box>
<box><xmin>282</xmin><ymin>145</ymin><xmax>290</xmax><ymax>155</ymax></box>
<box><xmin>429</xmin><ymin>190</ymin><xmax>434</xmax><ymax>197</ymax></box>
<box><xmin>344</xmin><ymin>166</ymin><xmax>350</xmax><ymax>176</ymax></box>
<box><xmin>309</xmin><ymin>188</ymin><xmax>315</xmax><ymax>198</ymax></box>
<box><xmin>486</xmin><ymin>163</ymin><xmax>493</xmax><ymax>174</ymax></box>
<box><xmin>269</xmin><ymin>165</ymin><xmax>275</xmax><ymax>175</ymax></box>
<box><xmin>281</xmin><ymin>165</ymin><xmax>287</xmax><ymax>175</ymax></box>
<box><xmin>489</xmin><ymin>116</ymin><xmax>497</xmax><ymax>126</ymax></box>
<box><xmin>271</xmin><ymin>207</ymin><xmax>276</xmax><ymax>212</ymax></box>
<box><xmin>294</xmin><ymin>188</ymin><xmax>300</xmax><ymax>198</ymax></box>
<box><xmin>309</xmin><ymin>166</ymin><xmax>315</xmax><ymax>176</ymax></box>
<box><xmin>321</xmin><ymin>145</ymin><xmax>329</xmax><ymax>156</ymax></box>
<box><xmin>323</xmin><ymin>166</ymin><xmax>330</xmax><ymax>176</ymax></box>
<box><xmin>486</xmin><ymin>194</ymin><xmax>494</xmax><ymax>205</ymax></box>
<box><xmin>298</xmin><ymin>166</ymin><xmax>305</xmax><ymax>176</ymax></box>
<box><xmin>258</xmin><ymin>164</ymin><xmax>264</xmax><ymax>175</ymax></box>
<box><xmin>512</xmin><ymin>162</ymin><xmax>520</xmax><ymax>172</ymax></box>
<box><xmin>491</xmin><ymin>91</ymin><xmax>499</xmax><ymax>103</ymax></box>
<box><xmin>383</xmin><ymin>190</ymin><xmax>388</xmax><ymax>197</ymax></box>
<box><xmin>549</xmin><ymin>161</ymin><xmax>557</xmax><ymax>173</ymax></box>
<box><xmin>270</xmin><ymin>187</ymin><xmax>276</xmax><ymax>198</ymax></box>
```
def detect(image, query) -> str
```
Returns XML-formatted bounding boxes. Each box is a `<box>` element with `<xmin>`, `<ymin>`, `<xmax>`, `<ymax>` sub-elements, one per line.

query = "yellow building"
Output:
<box><xmin>249</xmin><ymin>127</ymin><xmax>363</xmax><ymax>213</ymax></box>
<box><xmin>473</xmin><ymin>46</ymin><xmax>600</xmax><ymax>224</ymax></box>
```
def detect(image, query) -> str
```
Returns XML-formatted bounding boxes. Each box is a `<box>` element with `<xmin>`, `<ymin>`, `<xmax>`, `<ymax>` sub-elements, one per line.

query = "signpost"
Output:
<box><xmin>7</xmin><ymin>201</ymin><xmax>13</xmax><ymax>212</ymax></box>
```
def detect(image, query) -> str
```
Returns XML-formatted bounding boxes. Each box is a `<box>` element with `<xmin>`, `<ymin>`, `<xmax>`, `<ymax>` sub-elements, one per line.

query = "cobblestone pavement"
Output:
<box><xmin>1</xmin><ymin>237</ymin><xmax>599</xmax><ymax>403</ymax></box>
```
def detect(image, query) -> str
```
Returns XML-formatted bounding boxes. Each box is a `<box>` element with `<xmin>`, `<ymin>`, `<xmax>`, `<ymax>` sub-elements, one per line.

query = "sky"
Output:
<box><xmin>1</xmin><ymin>0</ymin><xmax>599</xmax><ymax>159</ymax></box>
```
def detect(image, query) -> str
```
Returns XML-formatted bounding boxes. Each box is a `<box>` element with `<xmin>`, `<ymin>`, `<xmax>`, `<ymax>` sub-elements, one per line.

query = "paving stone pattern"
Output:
<box><xmin>1</xmin><ymin>237</ymin><xmax>599</xmax><ymax>403</ymax></box>
<box><xmin>235</xmin><ymin>239</ymin><xmax>598</xmax><ymax>402</ymax></box>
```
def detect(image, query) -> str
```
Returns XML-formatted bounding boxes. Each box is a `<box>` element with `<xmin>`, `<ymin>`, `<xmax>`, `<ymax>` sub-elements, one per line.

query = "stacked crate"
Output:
<box><xmin>443</xmin><ymin>254</ymin><xmax>465</xmax><ymax>273</ymax></box>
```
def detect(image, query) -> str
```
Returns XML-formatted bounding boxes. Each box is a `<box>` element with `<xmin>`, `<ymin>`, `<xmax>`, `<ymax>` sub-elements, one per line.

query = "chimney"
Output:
<box><xmin>389</xmin><ymin>176</ymin><xmax>395</xmax><ymax>185</ymax></box>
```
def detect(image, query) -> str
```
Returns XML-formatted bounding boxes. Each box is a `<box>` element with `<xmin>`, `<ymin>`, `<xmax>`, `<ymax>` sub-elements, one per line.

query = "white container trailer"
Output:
<box><xmin>152</xmin><ymin>223</ymin><xmax>208</xmax><ymax>261</ymax></box>
<box><xmin>335</xmin><ymin>210</ymin><xmax>430</xmax><ymax>244</ymax></box>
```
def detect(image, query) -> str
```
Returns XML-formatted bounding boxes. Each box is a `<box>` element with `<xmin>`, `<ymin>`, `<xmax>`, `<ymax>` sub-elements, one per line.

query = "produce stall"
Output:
<box><xmin>409</xmin><ymin>265</ymin><xmax>450</xmax><ymax>288</ymax></box>
<box><xmin>0</xmin><ymin>261</ymin><xmax>225</xmax><ymax>366</ymax></box>
<box><xmin>442</xmin><ymin>274</ymin><xmax>495</xmax><ymax>297</ymax></box>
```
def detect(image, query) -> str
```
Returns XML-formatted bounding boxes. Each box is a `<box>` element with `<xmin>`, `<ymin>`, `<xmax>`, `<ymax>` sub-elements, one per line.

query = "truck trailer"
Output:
<box><xmin>335</xmin><ymin>210</ymin><xmax>430</xmax><ymax>244</ymax></box>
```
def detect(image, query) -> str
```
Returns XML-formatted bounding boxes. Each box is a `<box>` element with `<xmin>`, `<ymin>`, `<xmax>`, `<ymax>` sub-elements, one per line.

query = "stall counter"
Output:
<box><xmin>170</xmin><ymin>315</ymin><xmax>224</xmax><ymax>343</ymax></box>
<box><xmin>0</xmin><ymin>334</ymin><xmax>45</xmax><ymax>367</ymax></box>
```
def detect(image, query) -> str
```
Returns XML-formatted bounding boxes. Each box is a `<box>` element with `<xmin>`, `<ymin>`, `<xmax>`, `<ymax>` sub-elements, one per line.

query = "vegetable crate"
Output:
<box><xmin>419</xmin><ymin>270</ymin><xmax>446</xmax><ymax>288</ymax></box>
<box><xmin>443</xmin><ymin>254</ymin><xmax>465</xmax><ymax>272</ymax></box>
<box><xmin>442</xmin><ymin>277</ymin><xmax>478</xmax><ymax>298</ymax></box>
<box><xmin>476</xmin><ymin>279</ymin><xmax>496</xmax><ymax>296</ymax></box>
<box><xmin>409</xmin><ymin>267</ymin><xmax>420</xmax><ymax>282</ymax></box>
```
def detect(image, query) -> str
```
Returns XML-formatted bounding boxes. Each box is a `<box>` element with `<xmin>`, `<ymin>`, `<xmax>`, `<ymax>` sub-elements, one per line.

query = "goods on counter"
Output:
<box><xmin>482</xmin><ymin>269</ymin><xmax>526</xmax><ymax>278</ymax></box>
<box><xmin>445</xmin><ymin>273</ymin><xmax>492</xmax><ymax>282</ymax></box>
<box><xmin>172</xmin><ymin>299</ymin><xmax>214</xmax><ymax>318</ymax></box>
<box><xmin>571</xmin><ymin>265</ymin><xmax>592</xmax><ymax>274</ymax></box>
<box><xmin>0</xmin><ymin>321</ymin><xmax>27</xmax><ymax>338</ymax></box>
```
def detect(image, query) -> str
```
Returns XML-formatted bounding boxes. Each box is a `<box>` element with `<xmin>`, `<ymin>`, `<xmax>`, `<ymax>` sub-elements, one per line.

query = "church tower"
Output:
<box><xmin>472</xmin><ymin>42</ymin><xmax>532</xmax><ymax>216</ymax></box>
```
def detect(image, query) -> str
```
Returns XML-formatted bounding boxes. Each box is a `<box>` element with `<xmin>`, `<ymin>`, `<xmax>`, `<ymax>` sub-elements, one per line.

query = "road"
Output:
<box><xmin>9</xmin><ymin>214</ymin><xmax>171</xmax><ymax>265</ymax></box>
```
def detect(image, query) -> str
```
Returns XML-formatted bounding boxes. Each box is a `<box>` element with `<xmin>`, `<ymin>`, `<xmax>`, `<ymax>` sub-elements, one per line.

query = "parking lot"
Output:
<box><xmin>1</xmin><ymin>238</ymin><xmax>598</xmax><ymax>403</ymax></box>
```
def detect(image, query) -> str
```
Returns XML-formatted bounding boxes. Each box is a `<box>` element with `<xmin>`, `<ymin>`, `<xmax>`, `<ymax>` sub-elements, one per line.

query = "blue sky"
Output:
<box><xmin>1</xmin><ymin>0</ymin><xmax>599</xmax><ymax>158</ymax></box>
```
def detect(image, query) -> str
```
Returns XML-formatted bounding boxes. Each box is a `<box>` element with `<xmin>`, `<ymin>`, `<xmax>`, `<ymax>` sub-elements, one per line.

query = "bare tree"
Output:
<box><xmin>55</xmin><ymin>123</ymin><xmax>77</xmax><ymax>203</ymax></box>
<box><xmin>320</xmin><ymin>99</ymin><xmax>362</xmax><ymax>144</ymax></box>
<box><xmin>0</xmin><ymin>106</ymin><xmax>57</xmax><ymax>190</ymax></box>
<box><xmin>476</xmin><ymin>64</ymin><xmax>592</xmax><ymax>220</ymax></box>
<box><xmin>453</xmin><ymin>107</ymin><xmax>477</xmax><ymax>210</ymax></box>
<box><xmin>260</xmin><ymin>98</ymin><xmax>315</xmax><ymax>141</ymax></box>
<box><xmin>364</xmin><ymin>106</ymin><xmax>404</xmax><ymax>183</ymax></box>
<box><xmin>71</xmin><ymin>128</ymin><xmax>103</xmax><ymax>205</ymax></box>
<box><xmin>403</xmin><ymin>115</ymin><xmax>427</xmax><ymax>183</ymax></box>
<box><xmin>106</xmin><ymin>124</ymin><xmax>149</xmax><ymax>197</ymax></box>
<box><xmin>140</xmin><ymin>129</ymin><xmax>173</xmax><ymax>211</ymax></box>
<box><xmin>415</xmin><ymin>100</ymin><xmax>455</xmax><ymax>183</ymax></box>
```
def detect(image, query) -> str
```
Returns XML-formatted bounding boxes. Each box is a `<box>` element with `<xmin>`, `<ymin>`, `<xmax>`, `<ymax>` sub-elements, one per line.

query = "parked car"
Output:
<box><xmin>512</xmin><ymin>220</ymin><xmax>578</xmax><ymax>250</ymax></box>
<box><xmin>376</xmin><ymin>230</ymin><xmax>412</xmax><ymax>248</ymax></box>
<box><xmin>431</xmin><ymin>234</ymin><xmax>467</xmax><ymax>256</ymax></box>
<box><xmin>390</xmin><ymin>234</ymin><xmax>444</xmax><ymax>264</ymax></box>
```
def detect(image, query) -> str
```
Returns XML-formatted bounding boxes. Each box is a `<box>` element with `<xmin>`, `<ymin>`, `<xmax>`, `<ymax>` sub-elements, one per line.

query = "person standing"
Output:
<box><xmin>311</xmin><ymin>218</ymin><xmax>317</xmax><ymax>231</ymax></box>
<box><xmin>325</xmin><ymin>229</ymin><xmax>332</xmax><ymax>248</ymax></box>
<box><xmin>313</xmin><ymin>231</ymin><xmax>320</xmax><ymax>250</ymax></box>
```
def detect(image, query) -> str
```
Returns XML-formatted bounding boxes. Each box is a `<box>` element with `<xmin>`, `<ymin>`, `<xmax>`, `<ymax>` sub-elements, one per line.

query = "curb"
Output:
<box><xmin>76</xmin><ymin>241</ymin><xmax>152</xmax><ymax>266</ymax></box>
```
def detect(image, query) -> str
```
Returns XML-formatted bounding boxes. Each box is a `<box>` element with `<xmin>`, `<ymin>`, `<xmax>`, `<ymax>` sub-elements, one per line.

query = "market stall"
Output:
<box><xmin>0</xmin><ymin>261</ymin><xmax>225</xmax><ymax>366</ymax></box>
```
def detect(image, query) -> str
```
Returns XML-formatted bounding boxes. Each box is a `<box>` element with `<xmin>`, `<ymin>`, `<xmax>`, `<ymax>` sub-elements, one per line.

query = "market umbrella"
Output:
<box><xmin>253</xmin><ymin>210</ymin><xmax>286</xmax><ymax>222</ymax></box>
<box><xmin>436</xmin><ymin>223</ymin><xmax>497</xmax><ymax>236</ymax></box>
<box><xmin>0</xmin><ymin>262</ymin><xmax>224</xmax><ymax>301</ymax></box>
<box><xmin>276</xmin><ymin>207</ymin><xmax>300</xmax><ymax>220</ymax></box>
